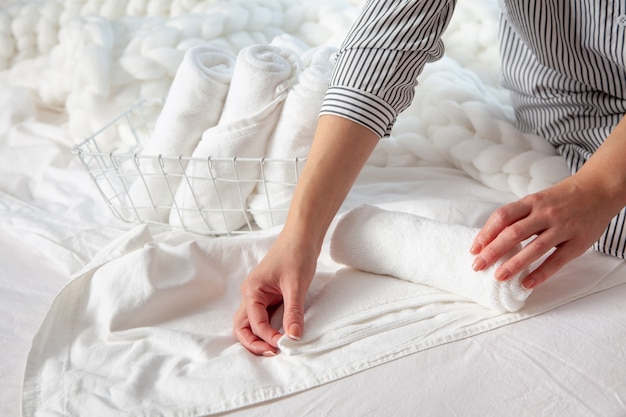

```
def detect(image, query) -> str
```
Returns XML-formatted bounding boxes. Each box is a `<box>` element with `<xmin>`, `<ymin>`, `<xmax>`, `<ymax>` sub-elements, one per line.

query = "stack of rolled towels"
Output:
<box><xmin>330</xmin><ymin>204</ymin><xmax>533</xmax><ymax>312</ymax></box>
<box><xmin>127</xmin><ymin>45</ymin><xmax>237</xmax><ymax>223</ymax></box>
<box><xmin>127</xmin><ymin>36</ymin><xmax>337</xmax><ymax>233</ymax></box>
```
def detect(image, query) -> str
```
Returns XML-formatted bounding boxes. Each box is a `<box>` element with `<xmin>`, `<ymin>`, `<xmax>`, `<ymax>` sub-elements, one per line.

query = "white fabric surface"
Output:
<box><xmin>3</xmin><ymin>229</ymin><xmax>624</xmax><ymax>417</ymax></box>
<box><xmin>0</xmin><ymin>234</ymin><xmax>70</xmax><ymax>417</ymax></box>
<box><xmin>127</xmin><ymin>46</ymin><xmax>236</xmax><ymax>222</ymax></box>
<box><xmin>330</xmin><ymin>204</ymin><xmax>532</xmax><ymax>312</ymax></box>
<box><xmin>20</xmin><ymin>174</ymin><xmax>626</xmax><ymax>415</ymax></box>
<box><xmin>169</xmin><ymin>44</ymin><xmax>299</xmax><ymax>233</ymax></box>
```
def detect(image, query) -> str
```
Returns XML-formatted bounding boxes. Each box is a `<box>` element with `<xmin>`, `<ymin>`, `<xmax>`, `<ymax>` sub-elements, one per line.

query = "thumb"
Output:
<box><xmin>282</xmin><ymin>285</ymin><xmax>306</xmax><ymax>341</ymax></box>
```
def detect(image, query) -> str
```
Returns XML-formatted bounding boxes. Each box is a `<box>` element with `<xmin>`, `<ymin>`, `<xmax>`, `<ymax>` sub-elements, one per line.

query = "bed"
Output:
<box><xmin>1</xmin><ymin>0</ymin><xmax>625</xmax><ymax>416</ymax></box>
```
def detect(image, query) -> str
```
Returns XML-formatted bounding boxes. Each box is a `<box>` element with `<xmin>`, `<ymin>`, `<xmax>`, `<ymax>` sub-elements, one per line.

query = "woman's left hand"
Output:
<box><xmin>470</xmin><ymin>174</ymin><xmax>619</xmax><ymax>289</ymax></box>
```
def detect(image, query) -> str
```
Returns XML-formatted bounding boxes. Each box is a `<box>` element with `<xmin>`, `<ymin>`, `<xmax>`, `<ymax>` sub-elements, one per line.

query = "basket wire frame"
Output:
<box><xmin>72</xmin><ymin>100</ymin><xmax>306</xmax><ymax>236</ymax></box>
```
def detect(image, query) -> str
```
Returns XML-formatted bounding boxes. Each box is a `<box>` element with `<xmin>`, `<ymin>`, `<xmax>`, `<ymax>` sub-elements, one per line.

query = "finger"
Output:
<box><xmin>282</xmin><ymin>285</ymin><xmax>306</xmax><ymax>341</ymax></box>
<box><xmin>237</xmin><ymin>326</ymin><xmax>279</xmax><ymax>357</ymax></box>
<box><xmin>493</xmin><ymin>229</ymin><xmax>563</xmax><ymax>281</ymax></box>
<box><xmin>521</xmin><ymin>242</ymin><xmax>585</xmax><ymax>289</ymax></box>
<box><xmin>471</xmin><ymin>201</ymin><xmax>531</xmax><ymax>255</ymax></box>
<box><xmin>247</xmin><ymin>298</ymin><xmax>283</xmax><ymax>348</ymax></box>
<box><xmin>233</xmin><ymin>305</ymin><xmax>278</xmax><ymax>356</ymax></box>
<box><xmin>473</xmin><ymin>215</ymin><xmax>543</xmax><ymax>272</ymax></box>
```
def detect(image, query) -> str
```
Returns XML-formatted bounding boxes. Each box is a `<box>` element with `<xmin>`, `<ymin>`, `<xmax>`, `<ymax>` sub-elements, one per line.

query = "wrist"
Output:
<box><xmin>573</xmin><ymin>114</ymin><xmax>626</xmax><ymax>212</ymax></box>
<box><xmin>280</xmin><ymin>205</ymin><xmax>329</xmax><ymax>255</ymax></box>
<box><xmin>568</xmin><ymin>168</ymin><xmax>626</xmax><ymax>218</ymax></box>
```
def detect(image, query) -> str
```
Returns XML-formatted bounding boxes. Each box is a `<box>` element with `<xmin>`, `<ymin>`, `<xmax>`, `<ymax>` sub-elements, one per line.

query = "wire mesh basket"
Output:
<box><xmin>72</xmin><ymin>99</ymin><xmax>306</xmax><ymax>236</ymax></box>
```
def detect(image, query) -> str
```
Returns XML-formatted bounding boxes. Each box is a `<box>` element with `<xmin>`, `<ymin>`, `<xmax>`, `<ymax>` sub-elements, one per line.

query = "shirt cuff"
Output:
<box><xmin>319</xmin><ymin>86</ymin><xmax>398</xmax><ymax>138</ymax></box>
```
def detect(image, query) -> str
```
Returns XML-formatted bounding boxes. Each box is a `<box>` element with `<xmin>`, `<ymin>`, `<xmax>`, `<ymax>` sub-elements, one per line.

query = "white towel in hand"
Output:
<box><xmin>170</xmin><ymin>44</ymin><xmax>300</xmax><ymax>233</ymax></box>
<box><xmin>127</xmin><ymin>46</ymin><xmax>236</xmax><ymax>222</ymax></box>
<box><xmin>248</xmin><ymin>46</ymin><xmax>337</xmax><ymax>229</ymax></box>
<box><xmin>330</xmin><ymin>205</ymin><xmax>532</xmax><ymax>312</ymax></box>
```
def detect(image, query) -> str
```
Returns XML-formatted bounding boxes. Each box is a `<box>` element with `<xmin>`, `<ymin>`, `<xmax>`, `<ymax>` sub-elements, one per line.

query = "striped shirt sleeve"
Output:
<box><xmin>320</xmin><ymin>0</ymin><xmax>457</xmax><ymax>138</ymax></box>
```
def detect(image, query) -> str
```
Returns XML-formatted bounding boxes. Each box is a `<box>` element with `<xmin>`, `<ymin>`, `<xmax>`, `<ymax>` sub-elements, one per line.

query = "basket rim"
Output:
<box><xmin>71</xmin><ymin>98</ymin><xmax>308</xmax><ymax>164</ymax></box>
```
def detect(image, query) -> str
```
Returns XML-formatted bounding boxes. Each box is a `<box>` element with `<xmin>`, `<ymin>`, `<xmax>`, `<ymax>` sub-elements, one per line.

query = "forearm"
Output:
<box><xmin>572</xmin><ymin>114</ymin><xmax>626</xmax><ymax>215</ymax></box>
<box><xmin>280</xmin><ymin>0</ymin><xmax>456</xmax><ymax>251</ymax></box>
<box><xmin>282</xmin><ymin>0</ymin><xmax>456</xmax><ymax>252</ymax></box>
<box><xmin>280</xmin><ymin>115</ymin><xmax>379</xmax><ymax>253</ymax></box>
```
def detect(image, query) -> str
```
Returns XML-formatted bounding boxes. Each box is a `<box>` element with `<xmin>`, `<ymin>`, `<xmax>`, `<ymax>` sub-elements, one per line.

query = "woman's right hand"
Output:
<box><xmin>232</xmin><ymin>115</ymin><xmax>381</xmax><ymax>355</ymax></box>
<box><xmin>233</xmin><ymin>231</ymin><xmax>319</xmax><ymax>356</ymax></box>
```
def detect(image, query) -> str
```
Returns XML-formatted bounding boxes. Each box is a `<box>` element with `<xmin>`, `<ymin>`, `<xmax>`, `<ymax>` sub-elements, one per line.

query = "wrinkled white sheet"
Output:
<box><xmin>19</xmin><ymin>170</ymin><xmax>626</xmax><ymax>416</ymax></box>
<box><xmin>4</xmin><ymin>230</ymin><xmax>624</xmax><ymax>417</ymax></box>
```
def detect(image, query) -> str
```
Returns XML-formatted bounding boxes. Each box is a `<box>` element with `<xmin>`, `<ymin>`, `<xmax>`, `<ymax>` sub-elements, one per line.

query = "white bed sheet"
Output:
<box><xmin>1</xmin><ymin>163</ymin><xmax>625</xmax><ymax>417</ymax></box>
<box><xmin>223</xmin><ymin>284</ymin><xmax>626</xmax><ymax>417</ymax></box>
<box><xmin>2</xmin><ymin>186</ymin><xmax>625</xmax><ymax>417</ymax></box>
<box><xmin>0</xmin><ymin>234</ymin><xmax>68</xmax><ymax>417</ymax></box>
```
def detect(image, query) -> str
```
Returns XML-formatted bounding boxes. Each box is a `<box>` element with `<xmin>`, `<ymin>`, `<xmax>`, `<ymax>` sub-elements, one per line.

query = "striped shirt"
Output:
<box><xmin>321</xmin><ymin>0</ymin><xmax>626</xmax><ymax>259</ymax></box>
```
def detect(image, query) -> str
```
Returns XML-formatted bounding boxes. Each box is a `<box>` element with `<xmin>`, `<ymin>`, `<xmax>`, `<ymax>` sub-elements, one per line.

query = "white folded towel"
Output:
<box><xmin>217</xmin><ymin>44</ymin><xmax>300</xmax><ymax>124</ymax></box>
<box><xmin>248</xmin><ymin>46</ymin><xmax>337</xmax><ymax>229</ymax></box>
<box><xmin>270</xmin><ymin>33</ymin><xmax>311</xmax><ymax>58</ymax></box>
<box><xmin>127</xmin><ymin>46</ymin><xmax>236</xmax><ymax>222</ymax></box>
<box><xmin>330</xmin><ymin>204</ymin><xmax>532</xmax><ymax>312</ymax></box>
<box><xmin>170</xmin><ymin>44</ymin><xmax>300</xmax><ymax>233</ymax></box>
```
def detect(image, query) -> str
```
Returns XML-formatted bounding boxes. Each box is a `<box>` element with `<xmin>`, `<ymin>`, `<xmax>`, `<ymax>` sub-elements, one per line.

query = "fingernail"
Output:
<box><xmin>288</xmin><ymin>324</ymin><xmax>302</xmax><ymax>341</ymax></box>
<box><xmin>523</xmin><ymin>278</ymin><xmax>535</xmax><ymax>289</ymax></box>
<box><xmin>262</xmin><ymin>350</ymin><xmax>277</xmax><ymax>357</ymax></box>
<box><xmin>495</xmin><ymin>268</ymin><xmax>510</xmax><ymax>281</ymax></box>
<box><xmin>472</xmin><ymin>257</ymin><xmax>485</xmax><ymax>271</ymax></box>
<box><xmin>470</xmin><ymin>243</ymin><xmax>482</xmax><ymax>254</ymax></box>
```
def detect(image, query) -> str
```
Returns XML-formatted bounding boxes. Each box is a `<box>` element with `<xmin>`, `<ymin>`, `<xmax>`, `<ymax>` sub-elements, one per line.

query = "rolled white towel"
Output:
<box><xmin>330</xmin><ymin>204</ymin><xmax>532</xmax><ymax>312</ymax></box>
<box><xmin>217</xmin><ymin>44</ymin><xmax>300</xmax><ymax>124</ymax></box>
<box><xmin>270</xmin><ymin>33</ymin><xmax>311</xmax><ymax>57</ymax></box>
<box><xmin>170</xmin><ymin>44</ymin><xmax>299</xmax><ymax>233</ymax></box>
<box><xmin>127</xmin><ymin>45</ymin><xmax>236</xmax><ymax>222</ymax></box>
<box><xmin>248</xmin><ymin>46</ymin><xmax>337</xmax><ymax>229</ymax></box>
